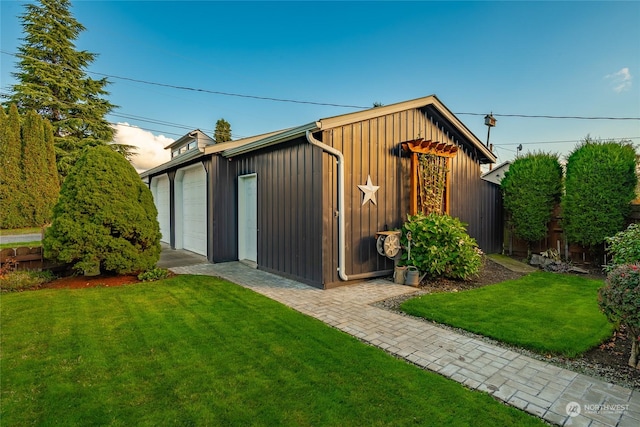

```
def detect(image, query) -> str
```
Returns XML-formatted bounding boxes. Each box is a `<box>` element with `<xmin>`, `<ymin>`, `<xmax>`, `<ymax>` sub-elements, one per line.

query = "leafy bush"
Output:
<box><xmin>598</xmin><ymin>264</ymin><xmax>640</xmax><ymax>368</ymax></box>
<box><xmin>605</xmin><ymin>223</ymin><xmax>640</xmax><ymax>271</ymax></box>
<box><xmin>43</xmin><ymin>145</ymin><xmax>161</xmax><ymax>275</ymax></box>
<box><xmin>0</xmin><ymin>270</ymin><xmax>55</xmax><ymax>292</ymax></box>
<box><xmin>138</xmin><ymin>267</ymin><xmax>170</xmax><ymax>282</ymax></box>
<box><xmin>401</xmin><ymin>213</ymin><xmax>483</xmax><ymax>280</ymax></box>
<box><xmin>562</xmin><ymin>138</ymin><xmax>637</xmax><ymax>250</ymax></box>
<box><xmin>501</xmin><ymin>152</ymin><xmax>563</xmax><ymax>250</ymax></box>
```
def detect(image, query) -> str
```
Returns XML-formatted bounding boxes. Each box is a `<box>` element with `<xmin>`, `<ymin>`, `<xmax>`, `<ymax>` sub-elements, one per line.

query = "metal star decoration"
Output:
<box><xmin>358</xmin><ymin>175</ymin><xmax>380</xmax><ymax>206</ymax></box>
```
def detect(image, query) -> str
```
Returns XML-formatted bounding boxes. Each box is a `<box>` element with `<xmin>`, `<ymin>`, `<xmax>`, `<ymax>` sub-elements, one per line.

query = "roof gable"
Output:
<box><xmin>221</xmin><ymin>95</ymin><xmax>496</xmax><ymax>163</ymax></box>
<box><xmin>165</xmin><ymin>129</ymin><xmax>214</xmax><ymax>150</ymax></box>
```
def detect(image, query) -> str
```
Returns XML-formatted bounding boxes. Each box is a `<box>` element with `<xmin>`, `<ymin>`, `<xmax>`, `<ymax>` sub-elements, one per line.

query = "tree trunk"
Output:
<box><xmin>629</xmin><ymin>330</ymin><xmax>639</xmax><ymax>369</ymax></box>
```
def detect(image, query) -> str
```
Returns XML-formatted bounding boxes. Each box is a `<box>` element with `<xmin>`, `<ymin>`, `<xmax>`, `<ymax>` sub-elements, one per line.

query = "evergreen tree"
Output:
<box><xmin>562</xmin><ymin>138</ymin><xmax>637</xmax><ymax>252</ymax></box>
<box><xmin>42</xmin><ymin>119</ymin><xmax>60</xmax><ymax>221</ymax></box>
<box><xmin>501</xmin><ymin>152</ymin><xmax>563</xmax><ymax>255</ymax></box>
<box><xmin>44</xmin><ymin>145</ymin><xmax>161</xmax><ymax>275</ymax></box>
<box><xmin>7</xmin><ymin>0</ymin><xmax>117</xmax><ymax>180</ymax></box>
<box><xmin>0</xmin><ymin>105</ymin><xmax>27</xmax><ymax>229</ymax></box>
<box><xmin>214</xmin><ymin>118</ymin><xmax>232</xmax><ymax>143</ymax></box>
<box><xmin>21</xmin><ymin>110</ymin><xmax>49</xmax><ymax>225</ymax></box>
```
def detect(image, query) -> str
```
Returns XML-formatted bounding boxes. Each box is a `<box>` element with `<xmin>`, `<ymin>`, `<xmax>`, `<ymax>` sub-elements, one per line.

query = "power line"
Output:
<box><xmin>493</xmin><ymin>137</ymin><xmax>639</xmax><ymax>146</ymax></box>
<box><xmin>90</xmin><ymin>70</ymin><xmax>369</xmax><ymax>109</ymax></box>
<box><xmin>0</xmin><ymin>50</ymin><xmax>368</xmax><ymax>109</ymax></box>
<box><xmin>4</xmin><ymin>50</ymin><xmax>640</xmax><ymax>120</ymax></box>
<box><xmin>110</xmin><ymin>112</ymin><xmax>199</xmax><ymax>132</ymax></box>
<box><xmin>457</xmin><ymin>112</ymin><xmax>640</xmax><ymax>121</ymax></box>
<box><xmin>110</xmin><ymin>112</ymin><xmax>249</xmax><ymax>139</ymax></box>
<box><xmin>109</xmin><ymin>122</ymin><xmax>184</xmax><ymax>138</ymax></box>
<box><xmin>4</xmin><ymin>88</ymin><xmax>638</xmax><ymax>148</ymax></box>
<box><xmin>109</xmin><ymin>117</ymin><xmax>247</xmax><ymax>140</ymax></box>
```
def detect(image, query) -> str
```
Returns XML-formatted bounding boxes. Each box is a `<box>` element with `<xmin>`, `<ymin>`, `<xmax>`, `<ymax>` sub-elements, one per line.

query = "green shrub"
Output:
<box><xmin>138</xmin><ymin>267</ymin><xmax>170</xmax><ymax>282</ymax></box>
<box><xmin>605</xmin><ymin>223</ymin><xmax>640</xmax><ymax>271</ymax></box>
<box><xmin>501</xmin><ymin>152</ymin><xmax>563</xmax><ymax>251</ymax></box>
<box><xmin>43</xmin><ymin>145</ymin><xmax>161</xmax><ymax>275</ymax></box>
<box><xmin>0</xmin><ymin>270</ymin><xmax>55</xmax><ymax>292</ymax></box>
<box><xmin>401</xmin><ymin>213</ymin><xmax>483</xmax><ymax>280</ymax></box>
<box><xmin>562</xmin><ymin>138</ymin><xmax>637</xmax><ymax>251</ymax></box>
<box><xmin>0</xmin><ymin>106</ymin><xmax>59</xmax><ymax>228</ymax></box>
<box><xmin>598</xmin><ymin>263</ymin><xmax>640</xmax><ymax>368</ymax></box>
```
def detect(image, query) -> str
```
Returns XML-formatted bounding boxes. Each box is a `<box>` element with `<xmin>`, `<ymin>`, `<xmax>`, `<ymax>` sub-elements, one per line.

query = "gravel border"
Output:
<box><xmin>372</xmin><ymin>291</ymin><xmax>640</xmax><ymax>390</ymax></box>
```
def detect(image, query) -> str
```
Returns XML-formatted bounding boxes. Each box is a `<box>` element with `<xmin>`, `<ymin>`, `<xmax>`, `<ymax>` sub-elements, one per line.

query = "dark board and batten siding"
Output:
<box><xmin>210</xmin><ymin>139</ymin><xmax>325</xmax><ymax>287</ymax></box>
<box><xmin>208</xmin><ymin>156</ymin><xmax>238</xmax><ymax>263</ymax></box>
<box><xmin>322</xmin><ymin>107</ymin><xmax>502</xmax><ymax>286</ymax></box>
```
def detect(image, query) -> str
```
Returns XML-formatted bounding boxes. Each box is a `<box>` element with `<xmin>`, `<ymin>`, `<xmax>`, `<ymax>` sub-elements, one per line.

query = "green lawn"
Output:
<box><xmin>0</xmin><ymin>240</ymin><xmax>41</xmax><ymax>249</ymax></box>
<box><xmin>0</xmin><ymin>227</ymin><xmax>42</xmax><ymax>236</ymax></box>
<box><xmin>401</xmin><ymin>272</ymin><xmax>614</xmax><ymax>357</ymax></box>
<box><xmin>1</xmin><ymin>275</ymin><xmax>543</xmax><ymax>426</ymax></box>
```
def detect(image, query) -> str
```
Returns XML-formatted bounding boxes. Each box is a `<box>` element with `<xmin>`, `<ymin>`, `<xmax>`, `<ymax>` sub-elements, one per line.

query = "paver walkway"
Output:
<box><xmin>171</xmin><ymin>262</ymin><xmax>639</xmax><ymax>427</ymax></box>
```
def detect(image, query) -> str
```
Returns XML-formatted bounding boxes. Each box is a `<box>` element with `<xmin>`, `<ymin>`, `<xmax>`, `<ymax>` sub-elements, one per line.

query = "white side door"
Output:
<box><xmin>238</xmin><ymin>174</ymin><xmax>257</xmax><ymax>263</ymax></box>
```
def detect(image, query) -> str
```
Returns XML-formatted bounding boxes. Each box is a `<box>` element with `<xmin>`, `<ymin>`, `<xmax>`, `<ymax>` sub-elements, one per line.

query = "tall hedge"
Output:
<box><xmin>562</xmin><ymin>139</ymin><xmax>637</xmax><ymax>250</ymax></box>
<box><xmin>44</xmin><ymin>145</ymin><xmax>161</xmax><ymax>274</ymax></box>
<box><xmin>21</xmin><ymin>110</ymin><xmax>59</xmax><ymax>226</ymax></box>
<box><xmin>0</xmin><ymin>105</ymin><xmax>27</xmax><ymax>229</ymax></box>
<box><xmin>501</xmin><ymin>152</ymin><xmax>563</xmax><ymax>250</ymax></box>
<box><xmin>0</xmin><ymin>106</ymin><xmax>59</xmax><ymax>229</ymax></box>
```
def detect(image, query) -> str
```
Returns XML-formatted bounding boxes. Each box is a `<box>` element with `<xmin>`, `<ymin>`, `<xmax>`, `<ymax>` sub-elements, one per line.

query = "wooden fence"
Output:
<box><xmin>0</xmin><ymin>246</ymin><xmax>45</xmax><ymax>271</ymax></box>
<box><xmin>504</xmin><ymin>204</ymin><xmax>640</xmax><ymax>266</ymax></box>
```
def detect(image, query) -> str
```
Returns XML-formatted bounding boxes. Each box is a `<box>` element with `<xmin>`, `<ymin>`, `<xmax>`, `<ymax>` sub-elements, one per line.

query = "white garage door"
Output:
<box><xmin>152</xmin><ymin>175</ymin><xmax>170</xmax><ymax>244</ymax></box>
<box><xmin>180</xmin><ymin>165</ymin><xmax>207</xmax><ymax>256</ymax></box>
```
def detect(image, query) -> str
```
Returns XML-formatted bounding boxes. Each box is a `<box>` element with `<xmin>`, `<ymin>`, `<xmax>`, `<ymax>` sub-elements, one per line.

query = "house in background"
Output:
<box><xmin>141</xmin><ymin>95</ymin><xmax>501</xmax><ymax>288</ymax></box>
<box><xmin>481</xmin><ymin>161</ymin><xmax>511</xmax><ymax>186</ymax></box>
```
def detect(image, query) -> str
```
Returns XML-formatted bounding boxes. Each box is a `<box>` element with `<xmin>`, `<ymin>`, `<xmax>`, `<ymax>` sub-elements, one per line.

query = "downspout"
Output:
<box><xmin>306</xmin><ymin>130</ymin><xmax>392</xmax><ymax>282</ymax></box>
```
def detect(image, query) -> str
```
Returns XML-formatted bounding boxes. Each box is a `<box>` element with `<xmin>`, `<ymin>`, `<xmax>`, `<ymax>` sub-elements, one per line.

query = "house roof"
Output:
<box><xmin>219</xmin><ymin>122</ymin><xmax>317</xmax><ymax>158</ymax></box>
<box><xmin>140</xmin><ymin>129</ymin><xmax>217</xmax><ymax>179</ymax></box>
<box><xmin>164</xmin><ymin>129</ymin><xmax>214</xmax><ymax>150</ymax></box>
<box><xmin>141</xmin><ymin>95</ymin><xmax>497</xmax><ymax>178</ymax></box>
<box><xmin>481</xmin><ymin>161</ymin><xmax>511</xmax><ymax>185</ymax></box>
<box><xmin>139</xmin><ymin>144</ymin><xmax>205</xmax><ymax>179</ymax></box>
<box><xmin>219</xmin><ymin>95</ymin><xmax>496</xmax><ymax>163</ymax></box>
<box><xmin>204</xmin><ymin>128</ymin><xmax>294</xmax><ymax>155</ymax></box>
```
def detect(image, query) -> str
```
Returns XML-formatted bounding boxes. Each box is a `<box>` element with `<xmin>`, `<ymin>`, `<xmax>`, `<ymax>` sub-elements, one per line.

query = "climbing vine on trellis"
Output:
<box><xmin>417</xmin><ymin>154</ymin><xmax>448</xmax><ymax>215</ymax></box>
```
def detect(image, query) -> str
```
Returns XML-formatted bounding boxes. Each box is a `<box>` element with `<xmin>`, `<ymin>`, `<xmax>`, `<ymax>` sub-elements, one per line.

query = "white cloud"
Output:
<box><xmin>605</xmin><ymin>67</ymin><xmax>632</xmax><ymax>93</ymax></box>
<box><xmin>112</xmin><ymin>123</ymin><xmax>173</xmax><ymax>172</ymax></box>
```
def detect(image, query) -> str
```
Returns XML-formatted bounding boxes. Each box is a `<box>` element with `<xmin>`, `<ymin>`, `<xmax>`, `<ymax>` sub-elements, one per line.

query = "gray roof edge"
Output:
<box><xmin>481</xmin><ymin>160</ymin><xmax>511</xmax><ymax>178</ymax></box>
<box><xmin>139</xmin><ymin>149</ymin><xmax>204</xmax><ymax>178</ymax></box>
<box><xmin>221</xmin><ymin>122</ymin><xmax>318</xmax><ymax>157</ymax></box>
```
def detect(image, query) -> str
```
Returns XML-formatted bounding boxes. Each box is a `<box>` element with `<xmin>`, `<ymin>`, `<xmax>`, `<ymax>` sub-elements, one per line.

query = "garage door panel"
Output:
<box><xmin>181</xmin><ymin>166</ymin><xmax>207</xmax><ymax>255</ymax></box>
<box><xmin>153</xmin><ymin>176</ymin><xmax>170</xmax><ymax>244</ymax></box>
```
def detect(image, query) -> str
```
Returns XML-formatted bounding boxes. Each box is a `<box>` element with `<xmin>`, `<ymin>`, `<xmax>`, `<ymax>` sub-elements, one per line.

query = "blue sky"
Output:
<box><xmin>1</xmin><ymin>1</ymin><xmax>639</xmax><ymax>171</ymax></box>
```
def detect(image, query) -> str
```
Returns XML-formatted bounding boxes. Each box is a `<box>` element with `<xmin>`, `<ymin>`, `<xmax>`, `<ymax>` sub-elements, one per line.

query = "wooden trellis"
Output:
<box><xmin>401</xmin><ymin>139</ymin><xmax>458</xmax><ymax>215</ymax></box>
